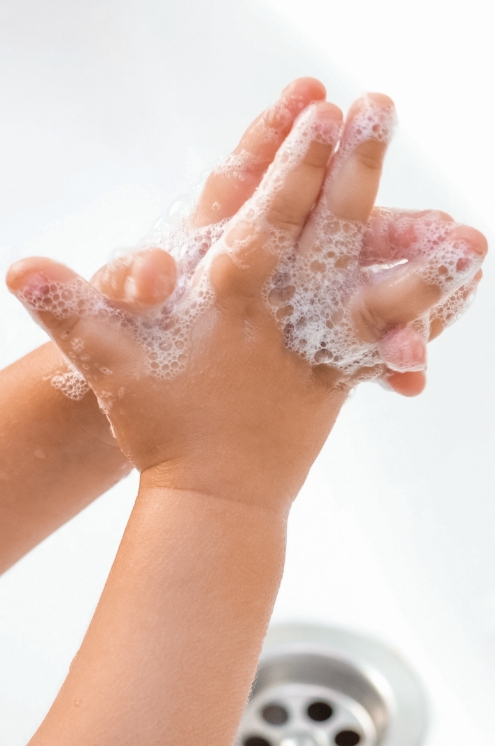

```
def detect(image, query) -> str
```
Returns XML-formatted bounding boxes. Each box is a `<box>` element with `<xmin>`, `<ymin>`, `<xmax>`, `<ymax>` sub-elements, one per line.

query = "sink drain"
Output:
<box><xmin>236</xmin><ymin>624</ymin><xmax>428</xmax><ymax>746</ymax></box>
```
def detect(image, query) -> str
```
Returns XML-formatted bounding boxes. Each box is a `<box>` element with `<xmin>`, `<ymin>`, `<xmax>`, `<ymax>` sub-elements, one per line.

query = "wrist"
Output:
<box><xmin>139</xmin><ymin>459</ymin><xmax>293</xmax><ymax>516</ymax></box>
<box><xmin>139</xmin><ymin>385</ymin><xmax>347</xmax><ymax>511</ymax></box>
<box><xmin>139</xmin><ymin>444</ymin><xmax>308</xmax><ymax>516</ymax></box>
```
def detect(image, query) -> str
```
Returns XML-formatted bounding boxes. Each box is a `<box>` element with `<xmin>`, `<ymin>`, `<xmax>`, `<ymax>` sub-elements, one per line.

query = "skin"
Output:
<box><xmin>0</xmin><ymin>76</ymin><xmax>473</xmax><ymax>571</ymax></box>
<box><xmin>5</xmin><ymin>89</ymin><xmax>487</xmax><ymax>745</ymax></box>
<box><xmin>0</xmin><ymin>343</ymin><xmax>131</xmax><ymax>573</ymax></box>
<box><xmin>0</xmin><ymin>78</ymin><xmax>329</xmax><ymax>572</ymax></box>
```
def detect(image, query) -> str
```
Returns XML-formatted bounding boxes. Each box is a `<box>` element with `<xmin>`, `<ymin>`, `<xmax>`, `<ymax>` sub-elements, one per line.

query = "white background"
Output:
<box><xmin>0</xmin><ymin>1</ymin><xmax>494</xmax><ymax>743</ymax></box>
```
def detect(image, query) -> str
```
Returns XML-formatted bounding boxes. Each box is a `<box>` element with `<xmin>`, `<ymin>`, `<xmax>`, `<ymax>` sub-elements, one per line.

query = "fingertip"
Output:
<box><xmin>6</xmin><ymin>257</ymin><xmax>74</xmax><ymax>292</ymax></box>
<box><xmin>288</xmin><ymin>100</ymin><xmax>343</xmax><ymax>156</ymax></box>
<box><xmin>433</xmin><ymin>210</ymin><xmax>454</xmax><ymax>223</ymax></box>
<box><xmin>266</xmin><ymin>85</ymin><xmax>338</xmax><ymax>140</ymax></box>
<box><xmin>193</xmin><ymin>79</ymin><xmax>329</xmax><ymax>229</ymax></box>
<box><xmin>124</xmin><ymin>248</ymin><xmax>177</xmax><ymax>305</ymax></box>
<box><xmin>453</xmin><ymin>225</ymin><xmax>488</xmax><ymax>257</ymax></box>
<box><xmin>283</xmin><ymin>77</ymin><xmax>327</xmax><ymax>102</ymax></box>
<box><xmin>317</xmin><ymin>100</ymin><xmax>344</xmax><ymax>123</ymax></box>
<box><xmin>346</xmin><ymin>92</ymin><xmax>395</xmax><ymax>123</ymax></box>
<box><xmin>386</xmin><ymin>370</ymin><xmax>427</xmax><ymax>397</ymax></box>
<box><xmin>366</xmin><ymin>91</ymin><xmax>395</xmax><ymax>108</ymax></box>
<box><xmin>91</xmin><ymin>248</ymin><xmax>177</xmax><ymax>307</ymax></box>
<box><xmin>324</xmin><ymin>92</ymin><xmax>395</xmax><ymax>223</ymax></box>
<box><xmin>6</xmin><ymin>258</ymin><xmax>32</xmax><ymax>291</ymax></box>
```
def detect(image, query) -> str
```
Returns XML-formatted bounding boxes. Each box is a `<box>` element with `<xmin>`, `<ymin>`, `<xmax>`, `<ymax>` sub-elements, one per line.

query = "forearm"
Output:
<box><xmin>0</xmin><ymin>342</ymin><xmax>130</xmax><ymax>572</ymax></box>
<box><xmin>30</xmin><ymin>478</ymin><xmax>288</xmax><ymax>746</ymax></box>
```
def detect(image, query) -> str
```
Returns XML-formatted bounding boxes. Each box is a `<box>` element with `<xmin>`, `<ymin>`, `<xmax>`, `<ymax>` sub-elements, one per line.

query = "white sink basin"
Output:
<box><xmin>1</xmin><ymin>1</ymin><xmax>494</xmax><ymax>744</ymax></box>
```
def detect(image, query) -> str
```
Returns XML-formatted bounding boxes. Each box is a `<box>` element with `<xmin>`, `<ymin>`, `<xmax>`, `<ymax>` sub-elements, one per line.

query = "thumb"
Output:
<box><xmin>7</xmin><ymin>257</ymin><xmax>141</xmax><ymax>385</ymax></box>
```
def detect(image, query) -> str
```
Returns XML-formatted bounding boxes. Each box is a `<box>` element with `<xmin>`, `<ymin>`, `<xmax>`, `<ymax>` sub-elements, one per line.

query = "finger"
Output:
<box><xmin>384</xmin><ymin>370</ymin><xmax>427</xmax><ymax>397</ymax></box>
<box><xmin>351</xmin><ymin>262</ymin><xmax>441</xmax><ymax>343</ymax></box>
<box><xmin>421</xmin><ymin>223</ymin><xmax>487</xmax><ymax>296</ymax></box>
<box><xmin>191</xmin><ymin>78</ymin><xmax>327</xmax><ymax>228</ymax></box>
<box><xmin>6</xmin><ymin>258</ymin><xmax>137</xmax><ymax>381</ymax></box>
<box><xmin>429</xmin><ymin>269</ymin><xmax>482</xmax><ymax>340</ymax></box>
<box><xmin>352</xmin><ymin>220</ymin><xmax>487</xmax><ymax>343</ymax></box>
<box><xmin>210</xmin><ymin>101</ymin><xmax>343</xmax><ymax>295</ymax></box>
<box><xmin>377</xmin><ymin>272</ymin><xmax>482</xmax><ymax>395</ymax></box>
<box><xmin>361</xmin><ymin>209</ymin><xmax>487</xmax><ymax>293</ymax></box>
<box><xmin>91</xmin><ymin>248</ymin><xmax>177</xmax><ymax>306</ymax></box>
<box><xmin>323</xmin><ymin>93</ymin><xmax>396</xmax><ymax>223</ymax></box>
<box><xmin>361</xmin><ymin>211</ymin><xmax>486</xmax><ymax>296</ymax></box>
<box><xmin>297</xmin><ymin>93</ymin><xmax>395</xmax><ymax>263</ymax></box>
<box><xmin>361</xmin><ymin>208</ymin><xmax>454</xmax><ymax>265</ymax></box>
<box><xmin>7</xmin><ymin>257</ymin><xmax>97</xmax><ymax>336</ymax></box>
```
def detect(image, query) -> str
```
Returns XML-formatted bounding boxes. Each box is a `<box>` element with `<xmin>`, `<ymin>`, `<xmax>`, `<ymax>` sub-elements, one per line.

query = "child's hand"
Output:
<box><xmin>17</xmin><ymin>83</ymin><xmax>486</xmax><ymax>746</ymax></box>
<box><xmin>88</xmin><ymin>77</ymin><xmax>328</xmax><ymax>304</ymax></box>
<box><xmin>7</xmin><ymin>93</ymin><xmax>486</xmax><ymax>510</ymax></box>
<box><xmin>361</xmin><ymin>206</ymin><xmax>484</xmax><ymax>395</ymax></box>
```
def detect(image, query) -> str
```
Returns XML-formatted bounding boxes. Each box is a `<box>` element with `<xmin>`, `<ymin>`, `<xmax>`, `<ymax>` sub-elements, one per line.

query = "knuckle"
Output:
<box><xmin>210</xmin><ymin>242</ymin><xmax>277</xmax><ymax>302</ymax></box>
<box><xmin>266</xmin><ymin>205</ymin><xmax>302</xmax><ymax>233</ymax></box>
<box><xmin>354</xmin><ymin>140</ymin><xmax>385</xmax><ymax>172</ymax></box>
<box><xmin>303</xmin><ymin>144</ymin><xmax>333</xmax><ymax>170</ymax></box>
<box><xmin>265</xmin><ymin>192</ymin><xmax>306</xmax><ymax>234</ymax></box>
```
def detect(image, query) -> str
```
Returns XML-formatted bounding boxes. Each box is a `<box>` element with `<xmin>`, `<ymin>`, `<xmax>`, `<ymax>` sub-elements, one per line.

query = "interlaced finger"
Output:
<box><xmin>191</xmin><ymin>78</ymin><xmax>327</xmax><ymax>228</ymax></box>
<box><xmin>298</xmin><ymin>93</ymin><xmax>395</xmax><ymax>268</ymax></box>
<box><xmin>209</xmin><ymin>101</ymin><xmax>343</xmax><ymax>297</ymax></box>
<box><xmin>351</xmin><ymin>215</ymin><xmax>487</xmax><ymax>345</ymax></box>
<box><xmin>361</xmin><ymin>207</ymin><xmax>454</xmax><ymax>265</ymax></box>
<box><xmin>323</xmin><ymin>93</ymin><xmax>396</xmax><ymax>223</ymax></box>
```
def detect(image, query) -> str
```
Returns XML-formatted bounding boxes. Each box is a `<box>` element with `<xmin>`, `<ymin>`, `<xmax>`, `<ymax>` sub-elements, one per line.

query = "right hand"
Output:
<box><xmin>7</xmin><ymin>87</ymin><xmax>486</xmax><ymax>509</ymax></box>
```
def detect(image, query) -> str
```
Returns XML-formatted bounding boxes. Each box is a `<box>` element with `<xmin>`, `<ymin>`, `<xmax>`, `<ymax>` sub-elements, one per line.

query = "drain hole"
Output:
<box><xmin>334</xmin><ymin>730</ymin><xmax>361</xmax><ymax>746</ymax></box>
<box><xmin>262</xmin><ymin>703</ymin><xmax>289</xmax><ymax>725</ymax></box>
<box><xmin>307</xmin><ymin>700</ymin><xmax>333</xmax><ymax>722</ymax></box>
<box><xmin>244</xmin><ymin>737</ymin><xmax>272</xmax><ymax>746</ymax></box>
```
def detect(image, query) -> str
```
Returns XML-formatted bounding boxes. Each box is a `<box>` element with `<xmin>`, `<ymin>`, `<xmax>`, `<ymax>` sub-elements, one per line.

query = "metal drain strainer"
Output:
<box><xmin>236</xmin><ymin>624</ymin><xmax>428</xmax><ymax>746</ymax></box>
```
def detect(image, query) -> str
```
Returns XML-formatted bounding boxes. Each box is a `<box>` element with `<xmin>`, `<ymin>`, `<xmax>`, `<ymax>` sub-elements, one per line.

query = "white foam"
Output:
<box><xmin>214</xmin><ymin>149</ymin><xmax>265</xmax><ymax>176</ymax></box>
<box><xmin>17</xmin><ymin>101</ymin><xmax>483</xmax><ymax>389</ymax></box>
<box><xmin>365</xmin><ymin>208</ymin><xmax>483</xmax><ymax>293</ymax></box>
<box><xmin>334</xmin><ymin>95</ymin><xmax>396</xmax><ymax>163</ymax></box>
<box><xmin>51</xmin><ymin>368</ymin><xmax>90</xmax><ymax>401</ymax></box>
<box><xmin>18</xmin><ymin>220</ymin><xmax>225</xmax><ymax>380</ymax></box>
<box><xmin>261</xmin><ymin>205</ymin><xmax>483</xmax><ymax>375</ymax></box>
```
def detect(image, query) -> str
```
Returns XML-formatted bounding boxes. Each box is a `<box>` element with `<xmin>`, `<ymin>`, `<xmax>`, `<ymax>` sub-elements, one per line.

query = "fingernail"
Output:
<box><xmin>16</xmin><ymin>272</ymin><xmax>51</xmax><ymax>302</ymax></box>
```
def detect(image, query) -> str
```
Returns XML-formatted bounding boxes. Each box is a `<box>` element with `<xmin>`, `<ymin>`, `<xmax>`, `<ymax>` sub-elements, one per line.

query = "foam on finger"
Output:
<box><xmin>51</xmin><ymin>367</ymin><xmax>90</xmax><ymax>400</ymax></box>
<box><xmin>12</xmin><ymin>103</ymin><xmax>485</xmax><ymax>394</ymax></box>
<box><xmin>332</xmin><ymin>94</ymin><xmax>396</xmax><ymax>164</ymax></box>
